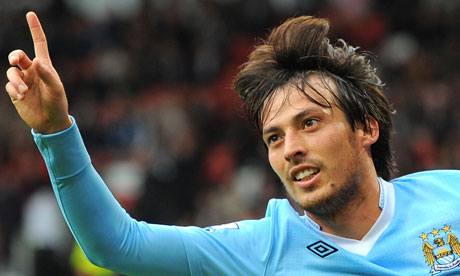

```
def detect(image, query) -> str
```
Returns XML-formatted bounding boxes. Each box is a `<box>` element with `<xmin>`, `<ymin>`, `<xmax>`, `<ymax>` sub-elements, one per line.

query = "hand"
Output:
<box><xmin>5</xmin><ymin>12</ymin><xmax>72</xmax><ymax>134</ymax></box>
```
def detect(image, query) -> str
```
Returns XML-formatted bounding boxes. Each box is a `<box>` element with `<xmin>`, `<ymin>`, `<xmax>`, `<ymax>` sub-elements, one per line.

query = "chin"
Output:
<box><xmin>296</xmin><ymin>194</ymin><xmax>328</xmax><ymax>211</ymax></box>
<box><xmin>299</xmin><ymin>178</ymin><xmax>362</xmax><ymax>221</ymax></box>
<box><xmin>290</xmin><ymin>187</ymin><xmax>329</xmax><ymax>210</ymax></box>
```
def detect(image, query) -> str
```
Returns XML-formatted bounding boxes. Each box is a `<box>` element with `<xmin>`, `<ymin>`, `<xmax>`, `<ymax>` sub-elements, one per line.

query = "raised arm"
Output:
<box><xmin>5</xmin><ymin>12</ymin><xmax>191</xmax><ymax>275</ymax></box>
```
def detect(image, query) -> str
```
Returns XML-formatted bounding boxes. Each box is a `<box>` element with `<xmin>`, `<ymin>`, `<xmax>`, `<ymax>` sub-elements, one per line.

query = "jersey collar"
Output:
<box><xmin>303</xmin><ymin>178</ymin><xmax>395</xmax><ymax>256</ymax></box>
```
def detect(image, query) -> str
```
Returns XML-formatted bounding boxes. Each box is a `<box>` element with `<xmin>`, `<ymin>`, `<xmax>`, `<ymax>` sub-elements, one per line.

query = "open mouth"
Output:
<box><xmin>294</xmin><ymin>168</ymin><xmax>320</xmax><ymax>181</ymax></box>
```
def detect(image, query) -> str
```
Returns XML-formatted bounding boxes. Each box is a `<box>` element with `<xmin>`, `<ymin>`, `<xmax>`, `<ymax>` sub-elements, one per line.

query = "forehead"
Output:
<box><xmin>261</xmin><ymin>75</ymin><xmax>337</xmax><ymax>127</ymax></box>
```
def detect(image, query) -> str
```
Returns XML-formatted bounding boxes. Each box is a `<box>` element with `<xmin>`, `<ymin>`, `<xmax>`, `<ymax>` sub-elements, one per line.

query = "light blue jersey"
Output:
<box><xmin>33</xmin><ymin>117</ymin><xmax>460</xmax><ymax>275</ymax></box>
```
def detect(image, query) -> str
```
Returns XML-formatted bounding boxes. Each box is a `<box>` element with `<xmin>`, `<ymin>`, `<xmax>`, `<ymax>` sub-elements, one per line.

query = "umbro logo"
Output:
<box><xmin>306</xmin><ymin>241</ymin><xmax>338</xmax><ymax>258</ymax></box>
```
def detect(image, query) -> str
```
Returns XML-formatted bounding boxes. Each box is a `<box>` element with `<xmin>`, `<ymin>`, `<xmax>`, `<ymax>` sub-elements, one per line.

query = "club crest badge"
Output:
<box><xmin>420</xmin><ymin>225</ymin><xmax>460</xmax><ymax>275</ymax></box>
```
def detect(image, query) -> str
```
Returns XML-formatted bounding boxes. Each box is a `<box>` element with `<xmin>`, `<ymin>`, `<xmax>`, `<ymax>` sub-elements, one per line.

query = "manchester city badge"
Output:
<box><xmin>420</xmin><ymin>225</ymin><xmax>460</xmax><ymax>275</ymax></box>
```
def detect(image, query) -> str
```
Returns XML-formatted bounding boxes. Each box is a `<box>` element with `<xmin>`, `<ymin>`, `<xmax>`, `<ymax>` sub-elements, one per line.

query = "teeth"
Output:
<box><xmin>295</xmin><ymin>168</ymin><xmax>319</xmax><ymax>181</ymax></box>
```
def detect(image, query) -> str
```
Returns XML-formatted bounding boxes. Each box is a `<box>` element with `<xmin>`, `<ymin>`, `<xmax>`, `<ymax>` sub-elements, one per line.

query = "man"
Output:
<box><xmin>6</xmin><ymin>12</ymin><xmax>460</xmax><ymax>275</ymax></box>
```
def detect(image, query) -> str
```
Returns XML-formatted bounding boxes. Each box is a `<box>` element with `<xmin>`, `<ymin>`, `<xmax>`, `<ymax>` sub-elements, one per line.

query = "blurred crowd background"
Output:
<box><xmin>0</xmin><ymin>0</ymin><xmax>459</xmax><ymax>275</ymax></box>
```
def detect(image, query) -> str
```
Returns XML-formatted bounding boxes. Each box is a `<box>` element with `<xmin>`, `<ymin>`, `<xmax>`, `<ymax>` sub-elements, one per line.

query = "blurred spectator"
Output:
<box><xmin>21</xmin><ymin>187</ymin><xmax>73</xmax><ymax>276</ymax></box>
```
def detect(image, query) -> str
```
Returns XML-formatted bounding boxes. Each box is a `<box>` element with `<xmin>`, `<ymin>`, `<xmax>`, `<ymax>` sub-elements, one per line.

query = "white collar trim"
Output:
<box><xmin>304</xmin><ymin>178</ymin><xmax>395</xmax><ymax>256</ymax></box>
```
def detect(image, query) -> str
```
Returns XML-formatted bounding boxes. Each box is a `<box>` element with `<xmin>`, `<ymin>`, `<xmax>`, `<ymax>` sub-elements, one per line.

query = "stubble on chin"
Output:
<box><xmin>293</xmin><ymin>172</ymin><xmax>364</xmax><ymax>222</ymax></box>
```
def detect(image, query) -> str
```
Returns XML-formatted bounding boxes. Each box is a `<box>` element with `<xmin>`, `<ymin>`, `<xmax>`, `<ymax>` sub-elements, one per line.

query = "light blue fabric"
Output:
<box><xmin>33</xmin><ymin>117</ymin><xmax>190</xmax><ymax>276</ymax></box>
<box><xmin>33</xmin><ymin>118</ymin><xmax>460</xmax><ymax>275</ymax></box>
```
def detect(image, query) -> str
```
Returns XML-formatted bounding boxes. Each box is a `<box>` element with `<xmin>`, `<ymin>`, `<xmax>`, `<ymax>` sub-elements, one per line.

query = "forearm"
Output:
<box><xmin>33</xmin><ymin>117</ymin><xmax>190</xmax><ymax>275</ymax></box>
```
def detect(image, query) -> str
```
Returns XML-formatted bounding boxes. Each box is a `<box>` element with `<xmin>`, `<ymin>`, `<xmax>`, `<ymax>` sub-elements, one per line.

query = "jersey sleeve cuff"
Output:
<box><xmin>32</xmin><ymin>116</ymin><xmax>91</xmax><ymax>180</ymax></box>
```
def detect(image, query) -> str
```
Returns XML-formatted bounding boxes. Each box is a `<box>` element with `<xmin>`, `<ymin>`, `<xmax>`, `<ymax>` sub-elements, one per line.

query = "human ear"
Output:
<box><xmin>362</xmin><ymin>115</ymin><xmax>379</xmax><ymax>147</ymax></box>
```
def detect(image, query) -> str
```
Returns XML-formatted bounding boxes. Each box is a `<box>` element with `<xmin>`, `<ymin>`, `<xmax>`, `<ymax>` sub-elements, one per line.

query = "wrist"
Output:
<box><xmin>36</xmin><ymin>115</ymin><xmax>73</xmax><ymax>134</ymax></box>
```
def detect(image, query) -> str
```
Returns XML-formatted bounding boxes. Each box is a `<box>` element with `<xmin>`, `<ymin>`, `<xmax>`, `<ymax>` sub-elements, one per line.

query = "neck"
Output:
<box><xmin>307</xmin><ymin>175</ymin><xmax>382</xmax><ymax>240</ymax></box>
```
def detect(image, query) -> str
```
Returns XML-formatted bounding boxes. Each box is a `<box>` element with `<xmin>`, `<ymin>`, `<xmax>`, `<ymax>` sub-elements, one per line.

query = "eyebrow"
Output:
<box><xmin>262</xmin><ymin>107</ymin><xmax>323</xmax><ymax>137</ymax></box>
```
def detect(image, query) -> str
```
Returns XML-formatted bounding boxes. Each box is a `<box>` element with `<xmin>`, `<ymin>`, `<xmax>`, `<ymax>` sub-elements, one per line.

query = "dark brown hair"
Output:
<box><xmin>234</xmin><ymin>16</ymin><xmax>395</xmax><ymax>179</ymax></box>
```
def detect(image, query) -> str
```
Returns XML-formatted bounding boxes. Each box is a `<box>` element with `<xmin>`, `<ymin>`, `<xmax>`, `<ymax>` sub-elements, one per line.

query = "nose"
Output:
<box><xmin>283</xmin><ymin>130</ymin><xmax>307</xmax><ymax>162</ymax></box>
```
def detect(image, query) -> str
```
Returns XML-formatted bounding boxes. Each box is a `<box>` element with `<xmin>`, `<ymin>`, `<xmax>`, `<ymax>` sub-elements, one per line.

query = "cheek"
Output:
<box><xmin>268</xmin><ymin>151</ymin><xmax>284</xmax><ymax>177</ymax></box>
<box><xmin>314</xmin><ymin>124</ymin><xmax>354</xmax><ymax>161</ymax></box>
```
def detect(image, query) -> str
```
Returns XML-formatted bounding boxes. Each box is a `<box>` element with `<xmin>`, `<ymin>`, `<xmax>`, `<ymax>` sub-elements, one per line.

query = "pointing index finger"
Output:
<box><xmin>26</xmin><ymin>12</ymin><xmax>51</xmax><ymax>62</ymax></box>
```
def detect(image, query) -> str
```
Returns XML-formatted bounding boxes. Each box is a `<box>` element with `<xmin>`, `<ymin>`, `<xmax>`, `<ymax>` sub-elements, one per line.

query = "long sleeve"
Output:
<box><xmin>32</xmin><ymin>117</ymin><xmax>191</xmax><ymax>276</ymax></box>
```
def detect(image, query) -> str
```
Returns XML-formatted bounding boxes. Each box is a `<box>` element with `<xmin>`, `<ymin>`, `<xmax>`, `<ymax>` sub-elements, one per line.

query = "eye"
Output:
<box><xmin>266</xmin><ymin>134</ymin><xmax>280</xmax><ymax>145</ymax></box>
<box><xmin>303</xmin><ymin>119</ymin><xmax>318</xmax><ymax>129</ymax></box>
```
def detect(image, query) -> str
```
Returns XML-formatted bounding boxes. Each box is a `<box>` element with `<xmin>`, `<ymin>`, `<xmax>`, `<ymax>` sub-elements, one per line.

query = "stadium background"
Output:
<box><xmin>0</xmin><ymin>0</ymin><xmax>459</xmax><ymax>275</ymax></box>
